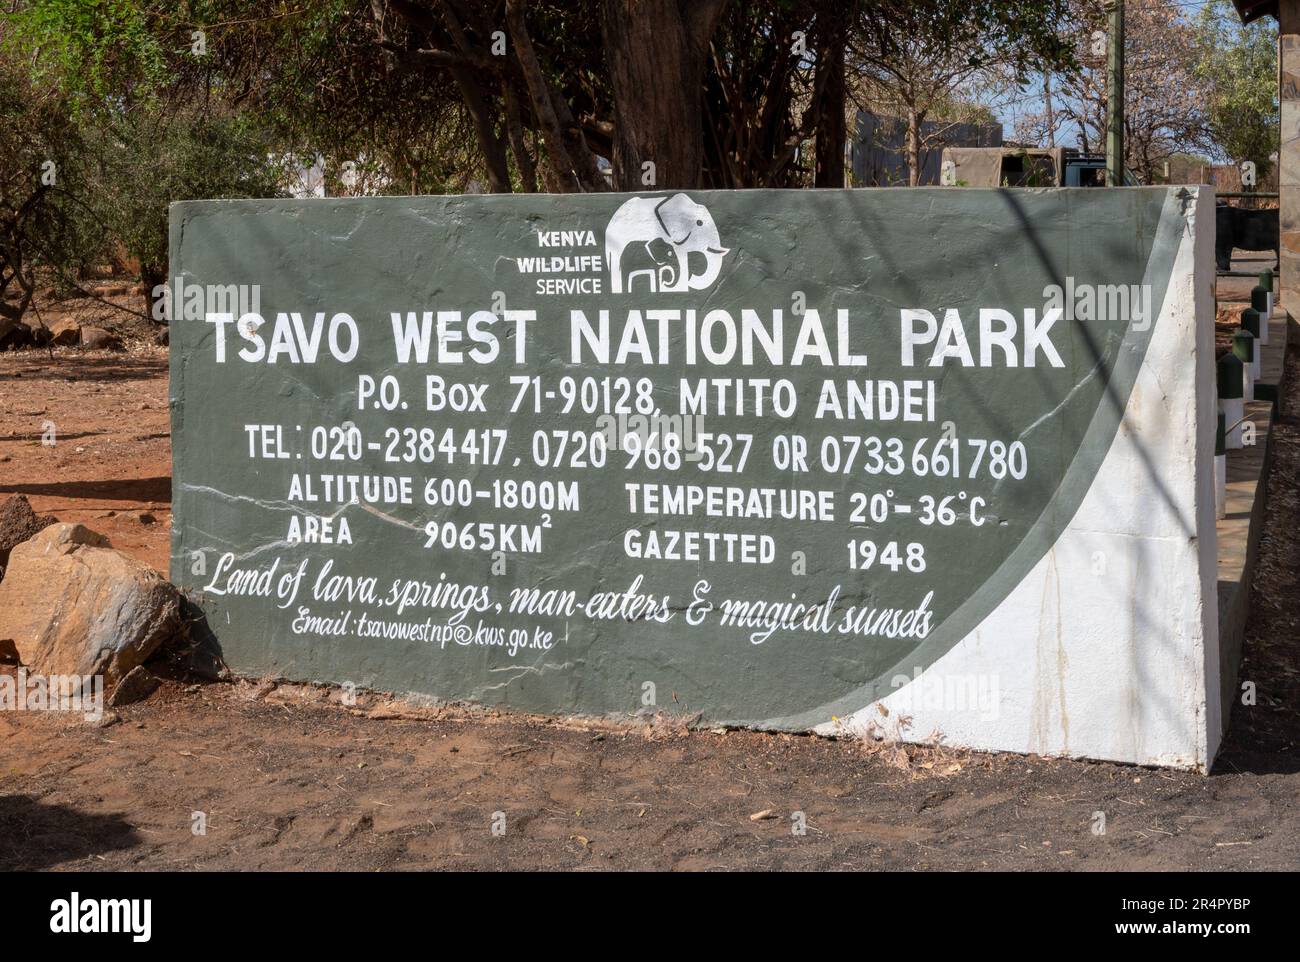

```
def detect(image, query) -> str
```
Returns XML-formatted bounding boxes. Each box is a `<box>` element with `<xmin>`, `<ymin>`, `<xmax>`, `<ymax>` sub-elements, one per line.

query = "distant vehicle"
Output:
<box><xmin>939</xmin><ymin>147</ymin><xmax>1140</xmax><ymax>187</ymax></box>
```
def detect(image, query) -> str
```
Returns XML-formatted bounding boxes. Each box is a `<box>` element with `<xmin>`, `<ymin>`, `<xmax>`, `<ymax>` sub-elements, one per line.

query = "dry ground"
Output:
<box><xmin>1</xmin><ymin>323</ymin><xmax>1299</xmax><ymax>871</ymax></box>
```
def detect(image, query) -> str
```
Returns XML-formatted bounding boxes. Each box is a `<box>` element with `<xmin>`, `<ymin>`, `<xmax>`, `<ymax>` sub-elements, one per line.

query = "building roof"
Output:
<box><xmin>1232</xmin><ymin>1</ymin><xmax>1277</xmax><ymax>23</ymax></box>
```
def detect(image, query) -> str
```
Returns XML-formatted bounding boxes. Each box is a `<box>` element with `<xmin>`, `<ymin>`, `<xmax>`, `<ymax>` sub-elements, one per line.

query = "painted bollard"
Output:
<box><xmin>1215</xmin><ymin>410</ymin><xmax>1227</xmax><ymax>520</ymax></box>
<box><xmin>1218</xmin><ymin>351</ymin><xmax>1245</xmax><ymax>449</ymax></box>
<box><xmin>1250</xmin><ymin>287</ymin><xmax>1271</xmax><ymax>346</ymax></box>
<box><xmin>1260</xmin><ymin>268</ymin><xmax>1275</xmax><ymax>323</ymax></box>
<box><xmin>1240</xmin><ymin>309</ymin><xmax>1263</xmax><ymax>380</ymax></box>
<box><xmin>1233</xmin><ymin>329</ymin><xmax>1257</xmax><ymax>403</ymax></box>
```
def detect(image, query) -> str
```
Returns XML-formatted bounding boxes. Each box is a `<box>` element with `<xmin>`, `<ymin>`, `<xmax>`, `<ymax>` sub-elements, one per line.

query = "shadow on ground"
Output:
<box><xmin>0</xmin><ymin>794</ymin><xmax>141</xmax><ymax>870</ymax></box>
<box><xmin>0</xmin><ymin>354</ymin><xmax>166</xmax><ymax>384</ymax></box>
<box><xmin>0</xmin><ymin>477</ymin><xmax>171</xmax><ymax>504</ymax></box>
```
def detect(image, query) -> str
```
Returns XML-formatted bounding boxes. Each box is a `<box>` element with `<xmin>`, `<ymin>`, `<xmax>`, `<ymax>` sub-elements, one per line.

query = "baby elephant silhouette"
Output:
<box><xmin>620</xmin><ymin>237</ymin><xmax>678</xmax><ymax>293</ymax></box>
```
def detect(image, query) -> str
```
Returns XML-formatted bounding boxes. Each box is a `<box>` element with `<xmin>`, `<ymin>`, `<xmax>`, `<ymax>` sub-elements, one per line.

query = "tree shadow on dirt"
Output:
<box><xmin>0</xmin><ymin>795</ymin><xmax>141</xmax><ymax>870</ymax></box>
<box><xmin>0</xmin><ymin>354</ymin><xmax>167</xmax><ymax>384</ymax></box>
<box><xmin>0</xmin><ymin>477</ymin><xmax>171</xmax><ymax>504</ymax></box>
<box><xmin>1</xmin><ymin>430</ymin><xmax>105</xmax><ymax>443</ymax></box>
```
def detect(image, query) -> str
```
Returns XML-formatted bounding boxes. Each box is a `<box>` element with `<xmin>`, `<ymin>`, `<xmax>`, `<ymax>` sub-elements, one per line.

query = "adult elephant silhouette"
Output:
<box><xmin>605</xmin><ymin>193</ymin><xmax>730</xmax><ymax>294</ymax></box>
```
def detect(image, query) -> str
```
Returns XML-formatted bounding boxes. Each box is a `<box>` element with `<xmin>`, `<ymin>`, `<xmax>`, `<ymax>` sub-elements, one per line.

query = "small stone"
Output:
<box><xmin>87</xmin><ymin>710</ymin><xmax>121</xmax><ymax>729</ymax></box>
<box><xmin>136</xmin><ymin>511</ymin><xmax>156</xmax><ymax>525</ymax></box>
<box><xmin>109</xmin><ymin>665</ymin><xmax>161</xmax><ymax>707</ymax></box>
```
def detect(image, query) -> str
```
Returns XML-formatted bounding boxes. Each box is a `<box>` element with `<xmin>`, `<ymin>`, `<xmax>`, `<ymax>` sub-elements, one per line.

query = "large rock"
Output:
<box><xmin>0</xmin><ymin>524</ymin><xmax>181</xmax><ymax>685</ymax></box>
<box><xmin>81</xmin><ymin>326</ymin><xmax>123</xmax><ymax>351</ymax></box>
<box><xmin>0</xmin><ymin>494</ymin><xmax>56</xmax><ymax>574</ymax></box>
<box><xmin>0</xmin><ymin>318</ymin><xmax>33</xmax><ymax>351</ymax></box>
<box><xmin>46</xmin><ymin>317</ymin><xmax>81</xmax><ymax>346</ymax></box>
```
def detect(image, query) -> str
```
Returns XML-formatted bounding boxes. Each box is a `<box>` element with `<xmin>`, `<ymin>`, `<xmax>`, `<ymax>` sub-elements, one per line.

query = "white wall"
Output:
<box><xmin>820</xmin><ymin>189</ymin><xmax>1221</xmax><ymax>771</ymax></box>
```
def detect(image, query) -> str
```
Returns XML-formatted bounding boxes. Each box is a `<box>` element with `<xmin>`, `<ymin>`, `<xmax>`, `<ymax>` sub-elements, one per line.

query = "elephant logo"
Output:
<box><xmin>605</xmin><ymin>193</ymin><xmax>730</xmax><ymax>294</ymax></box>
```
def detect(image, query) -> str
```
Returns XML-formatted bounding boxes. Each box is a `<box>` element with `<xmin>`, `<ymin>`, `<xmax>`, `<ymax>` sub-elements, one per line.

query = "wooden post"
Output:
<box><xmin>1106</xmin><ymin>0</ymin><xmax>1125</xmax><ymax>186</ymax></box>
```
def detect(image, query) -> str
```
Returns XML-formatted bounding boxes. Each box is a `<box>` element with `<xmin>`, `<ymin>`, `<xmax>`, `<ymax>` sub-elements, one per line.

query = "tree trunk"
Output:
<box><xmin>379</xmin><ymin>0</ymin><xmax>513</xmax><ymax>192</ymax></box>
<box><xmin>601</xmin><ymin>0</ymin><xmax>726</xmax><ymax>190</ymax></box>
<box><xmin>448</xmin><ymin>66</ymin><xmax>513</xmax><ymax>192</ymax></box>
<box><xmin>906</xmin><ymin>109</ymin><xmax>923</xmax><ymax>187</ymax></box>
<box><xmin>502</xmin><ymin>83</ymin><xmax>538</xmax><ymax>192</ymax></box>
<box><xmin>140</xmin><ymin>262</ymin><xmax>168</xmax><ymax>310</ymax></box>
<box><xmin>814</xmin><ymin>16</ymin><xmax>846</xmax><ymax>188</ymax></box>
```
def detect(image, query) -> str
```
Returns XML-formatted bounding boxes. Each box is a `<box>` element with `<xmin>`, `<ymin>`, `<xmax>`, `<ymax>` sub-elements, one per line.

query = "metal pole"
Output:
<box><xmin>1106</xmin><ymin>0</ymin><xmax>1124</xmax><ymax>186</ymax></box>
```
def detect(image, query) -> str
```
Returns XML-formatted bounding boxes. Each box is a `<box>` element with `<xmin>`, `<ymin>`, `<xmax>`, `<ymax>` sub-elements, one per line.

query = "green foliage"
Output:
<box><xmin>0</xmin><ymin>44</ymin><xmax>92</xmax><ymax>320</ymax></box>
<box><xmin>1193</xmin><ymin>0</ymin><xmax>1279</xmax><ymax>176</ymax></box>
<box><xmin>3</xmin><ymin>0</ymin><xmax>169</xmax><ymax>102</ymax></box>
<box><xmin>2</xmin><ymin>2</ymin><xmax>286</xmax><ymax>300</ymax></box>
<box><xmin>918</xmin><ymin>0</ymin><xmax>1077</xmax><ymax>79</ymax></box>
<box><xmin>0</xmin><ymin>0</ymin><xmax>1103</xmax><ymax>318</ymax></box>
<box><xmin>82</xmin><ymin>108</ymin><xmax>285</xmax><ymax>288</ymax></box>
<box><xmin>211</xmin><ymin>0</ymin><xmax>483</xmax><ymax>194</ymax></box>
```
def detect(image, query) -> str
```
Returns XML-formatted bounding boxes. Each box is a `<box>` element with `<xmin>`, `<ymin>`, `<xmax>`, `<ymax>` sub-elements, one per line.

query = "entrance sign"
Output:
<box><xmin>169</xmin><ymin>187</ymin><xmax>1220</xmax><ymax>770</ymax></box>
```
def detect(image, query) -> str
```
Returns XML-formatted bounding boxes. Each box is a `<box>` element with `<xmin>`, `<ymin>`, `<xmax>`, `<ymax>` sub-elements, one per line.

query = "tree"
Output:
<box><xmin>850</xmin><ymin>1</ymin><xmax>1073</xmax><ymax>186</ymax></box>
<box><xmin>86</xmin><ymin>110</ymin><xmax>286</xmax><ymax>293</ymax></box>
<box><xmin>1017</xmin><ymin>0</ymin><xmax>1207</xmax><ymax>184</ymax></box>
<box><xmin>0</xmin><ymin>44</ymin><xmax>87</xmax><ymax>328</ymax></box>
<box><xmin>1193</xmin><ymin>0</ymin><xmax>1278</xmax><ymax>178</ymax></box>
<box><xmin>700</xmin><ymin>0</ymin><xmax>845</xmax><ymax>188</ymax></box>
<box><xmin>2</xmin><ymin>1</ymin><xmax>288</xmax><ymax>305</ymax></box>
<box><xmin>601</xmin><ymin>0</ymin><xmax>728</xmax><ymax>189</ymax></box>
<box><xmin>4</xmin><ymin>0</ymin><xmax>1089</xmax><ymax>214</ymax></box>
<box><xmin>373</xmin><ymin>0</ymin><xmax>1081</xmax><ymax>190</ymax></box>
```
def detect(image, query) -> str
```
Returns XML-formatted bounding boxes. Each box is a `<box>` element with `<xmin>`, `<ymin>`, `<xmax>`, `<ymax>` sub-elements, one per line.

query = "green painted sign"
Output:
<box><xmin>169</xmin><ymin>187</ymin><xmax>1186</xmax><ymax>727</ymax></box>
